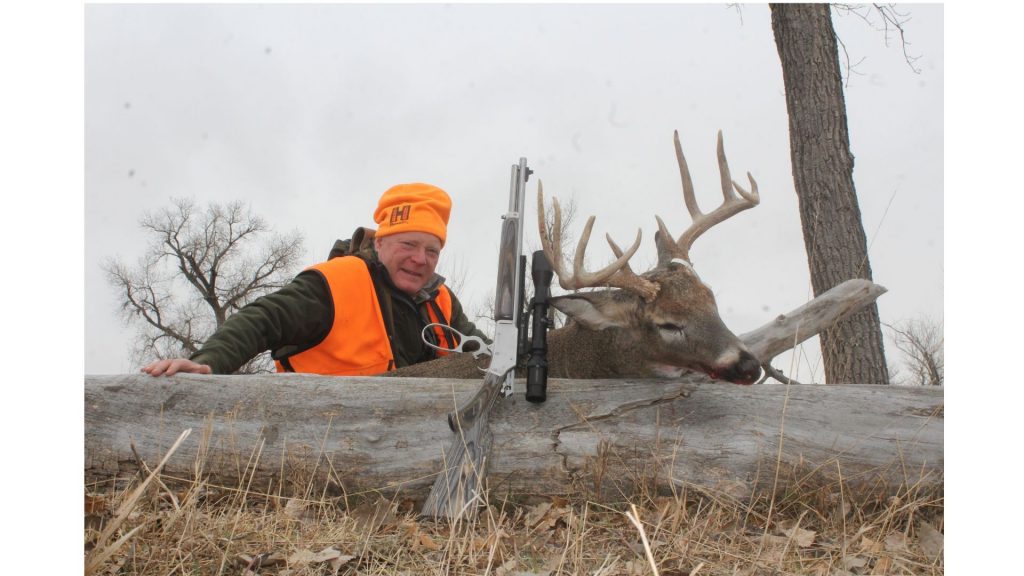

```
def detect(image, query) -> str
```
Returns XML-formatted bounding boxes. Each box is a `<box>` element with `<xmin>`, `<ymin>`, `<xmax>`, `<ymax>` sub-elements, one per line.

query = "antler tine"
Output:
<box><xmin>537</xmin><ymin>184</ymin><xmax>654</xmax><ymax>297</ymax></box>
<box><xmin>606</xmin><ymin>234</ymin><xmax>660</xmax><ymax>301</ymax></box>
<box><xmin>571</xmin><ymin>219</ymin><xmax>644</xmax><ymax>285</ymax></box>
<box><xmin>674</xmin><ymin>129</ymin><xmax>703</xmax><ymax>224</ymax></box>
<box><xmin>670</xmin><ymin>129</ymin><xmax>760</xmax><ymax>262</ymax></box>
<box><xmin>537</xmin><ymin>181</ymin><xmax>564</xmax><ymax>279</ymax></box>
<box><xmin>715</xmin><ymin>129</ymin><xmax>760</xmax><ymax>205</ymax></box>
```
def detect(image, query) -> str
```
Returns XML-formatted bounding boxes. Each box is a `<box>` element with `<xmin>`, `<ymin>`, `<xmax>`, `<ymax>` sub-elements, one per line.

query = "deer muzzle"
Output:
<box><xmin>708</xmin><ymin>348</ymin><xmax>761</xmax><ymax>385</ymax></box>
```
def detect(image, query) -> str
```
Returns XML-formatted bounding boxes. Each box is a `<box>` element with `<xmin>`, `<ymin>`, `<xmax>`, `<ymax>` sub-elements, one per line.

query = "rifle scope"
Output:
<box><xmin>525</xmin><ymin>250</ymin><xmax>554</xmax><ymax>403</ymax></box>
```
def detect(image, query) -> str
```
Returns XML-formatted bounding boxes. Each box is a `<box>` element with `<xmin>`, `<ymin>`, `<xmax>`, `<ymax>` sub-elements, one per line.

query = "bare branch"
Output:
<box><xmin>104</xmin><ymin>199</ymin><xmax>304</xmax><ymax>372</ymax></box>
<box><xmin>872</xmin><ymin>3</ymin><xmax>922</xmax><ymax>74</ymax></box>
<box><xmin>756</xmin><ymin>365</ymin><xmax>806</xmax><ymax>386</ymax></box>
<box><xmin>832</xmin><ymin>3</ymin><xmax>922</xmax><ymax>75</ymax></box>
<box><xmin>885</xmin><ymin>317</ymin><xmax>943</xmax><ymax>386</ymax></box>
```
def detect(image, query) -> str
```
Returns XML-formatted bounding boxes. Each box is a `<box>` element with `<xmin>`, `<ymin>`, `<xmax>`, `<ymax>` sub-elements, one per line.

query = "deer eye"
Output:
<box><xmin>657</xmin><ymin>322</ymin><xmax>686</xmax><ymax>337</ymax></box>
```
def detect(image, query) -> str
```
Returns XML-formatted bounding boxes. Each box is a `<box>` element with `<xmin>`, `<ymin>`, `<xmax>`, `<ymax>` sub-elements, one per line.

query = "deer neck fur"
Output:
<box><xmin>543</xmin><ymin>321</ymin><xmax>654</xmax><ymax>379</ymax></box>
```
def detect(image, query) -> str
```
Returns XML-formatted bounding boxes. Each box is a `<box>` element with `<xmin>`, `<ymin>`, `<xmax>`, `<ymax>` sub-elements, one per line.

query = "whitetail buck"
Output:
<box><xmin>392</xmin><ymin>130</ymin><xmax>762</xmax><ymax>384</ymax></box>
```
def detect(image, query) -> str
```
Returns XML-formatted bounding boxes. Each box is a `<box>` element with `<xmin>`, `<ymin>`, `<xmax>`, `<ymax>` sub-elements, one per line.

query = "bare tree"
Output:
<box><xmin>770</xmin><ymin>3</ymin><xmax>890</xmax><ymax>384</ymax></box>
<box><xmin>104</xmin><ymin>198</ymin><xmax>305</xmax><ymax>373</ymax></box>
<box><xmin>886</xmin><ymin>317</ymin><xmax>943</xmax><ymax>387</ymax></box>
<box><xmin>832</xmin><ymin>3</ymin><xmax>922</xmax><ymax>77</ymax></box>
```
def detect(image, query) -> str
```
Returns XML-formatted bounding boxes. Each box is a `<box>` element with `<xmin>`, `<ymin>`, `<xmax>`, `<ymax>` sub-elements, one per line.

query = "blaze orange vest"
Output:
<box><xmin>274</xmin><ymin>256</ymin><xmax>454</xmax><ymax>376</ymax></box>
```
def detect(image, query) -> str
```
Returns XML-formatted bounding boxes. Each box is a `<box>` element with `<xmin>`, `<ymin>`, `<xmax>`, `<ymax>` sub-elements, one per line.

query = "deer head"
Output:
<box><xmin>538</xmin><ymin>130</ymin><xmax>762</xmax><ymax>384</ymax></box>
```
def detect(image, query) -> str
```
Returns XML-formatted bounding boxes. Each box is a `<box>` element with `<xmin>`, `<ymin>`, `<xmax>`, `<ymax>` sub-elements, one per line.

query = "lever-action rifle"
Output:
<box><xmin>420</xmin><ymin>158</ymin><xmax>541</xmax><ymax>519</ymax></box>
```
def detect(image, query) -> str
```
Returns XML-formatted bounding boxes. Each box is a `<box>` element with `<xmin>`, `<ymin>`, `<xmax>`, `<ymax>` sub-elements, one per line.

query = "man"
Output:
<box><xmin>142</xmin><ymin>183</ymin><xmax>486</xmax><ymax>377</ymax></box>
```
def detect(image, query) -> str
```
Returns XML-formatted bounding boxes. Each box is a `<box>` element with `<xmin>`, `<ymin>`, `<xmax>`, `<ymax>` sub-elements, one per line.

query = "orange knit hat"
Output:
<box><xmin>374</xmin><ymin>183</ymin><xmax>452</xmax><ymax>246</ymax></box>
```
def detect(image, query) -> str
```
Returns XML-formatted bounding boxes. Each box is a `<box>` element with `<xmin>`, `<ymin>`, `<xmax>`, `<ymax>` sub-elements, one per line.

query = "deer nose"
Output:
<box><xmin>720</xmin><ymin>350</ymin><xmax>761</xmax><ymax>385</ymax></box>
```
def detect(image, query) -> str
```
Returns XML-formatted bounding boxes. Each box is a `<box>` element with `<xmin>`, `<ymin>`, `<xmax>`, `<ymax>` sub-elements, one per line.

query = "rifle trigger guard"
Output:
<box><xmin>421</xmin><ymin>323</ymin><xmax>492</xmax><ymax>359</ymax></box>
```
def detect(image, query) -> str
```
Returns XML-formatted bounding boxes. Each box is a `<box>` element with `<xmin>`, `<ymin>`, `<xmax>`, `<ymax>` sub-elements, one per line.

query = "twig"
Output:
<box><xmin>760</xmin><ymin>364</ymin><xmax>805</xmax><ymax>386</ymax></box>
<box><xmin>85</xmin><ymin>429</ymin><xmax>193</xmax><ymax>576</ymax></box>
<box><xmin>624</xmin><ymin>504</ymin><xmax>660</xmax><ymax>576</ymax></box>
<box><xmin>130</xmin><ymin>438</ymin><xmax>180</xmax><ymax>510</ymax></box>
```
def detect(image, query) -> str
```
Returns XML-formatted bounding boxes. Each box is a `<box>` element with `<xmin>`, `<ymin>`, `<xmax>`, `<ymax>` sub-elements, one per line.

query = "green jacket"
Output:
<box><xmin>190</xmin><ymin>240</ymin><xmax>486</xmax><ymax>375</ymax></box>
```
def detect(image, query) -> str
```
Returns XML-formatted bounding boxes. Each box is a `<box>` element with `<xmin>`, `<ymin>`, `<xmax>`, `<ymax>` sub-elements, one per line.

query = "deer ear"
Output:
<box><xmin>550</xmin><ymin>292</ymin><xmax>636</xmax><ymax>330</ymax></box>
<box><xmin>654</xmin><ymin>229</ymin><xmax>674</xmax><ymax>267</ymax></box>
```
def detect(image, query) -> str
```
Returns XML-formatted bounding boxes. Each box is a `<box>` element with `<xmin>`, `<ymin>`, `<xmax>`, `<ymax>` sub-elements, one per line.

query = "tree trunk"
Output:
<box><xmin>770</xmin><ymin>3</ymin><xmax>890</xmax><ymax>384</ymax></box>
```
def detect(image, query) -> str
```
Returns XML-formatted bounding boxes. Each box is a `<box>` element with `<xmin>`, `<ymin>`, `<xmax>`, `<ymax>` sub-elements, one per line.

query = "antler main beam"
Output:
<box><xmin>665</xmin><ymin>129</ymin><xmax>760</xmax><ymax>262</ymax></box>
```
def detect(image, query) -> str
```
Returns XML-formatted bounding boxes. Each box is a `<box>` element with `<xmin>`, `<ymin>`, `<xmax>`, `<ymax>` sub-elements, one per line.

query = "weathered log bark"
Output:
<box><xmin>86</xmin><ymin>278</ymin><xmax>932</xmax><ymax>502</ymax></box>
<box><xmin>86</xmin><ymin>377</ymin><xmax>942</xmax><ymax>501</ymax></box>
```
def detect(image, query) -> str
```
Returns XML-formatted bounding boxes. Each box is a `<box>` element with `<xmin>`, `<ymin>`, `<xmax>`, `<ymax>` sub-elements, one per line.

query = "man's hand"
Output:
<box><xmin>142</xmin><ymin>358</ymin><xmax>213</xmax><ymax>377</ymax></box>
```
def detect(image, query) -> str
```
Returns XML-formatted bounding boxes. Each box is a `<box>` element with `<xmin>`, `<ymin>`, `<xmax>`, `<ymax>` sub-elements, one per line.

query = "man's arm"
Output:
<box><xmin>144</xmin><ymin>271</ymin><xmax>333</xmax><ymax>376</ymax></box>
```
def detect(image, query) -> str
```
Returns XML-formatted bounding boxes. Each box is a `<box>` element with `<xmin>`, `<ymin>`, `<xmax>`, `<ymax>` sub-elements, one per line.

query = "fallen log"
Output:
<box><xmin>85</xmin><ymin>373</ymin><xmax>942</xmax><ymax>501</ymax></box>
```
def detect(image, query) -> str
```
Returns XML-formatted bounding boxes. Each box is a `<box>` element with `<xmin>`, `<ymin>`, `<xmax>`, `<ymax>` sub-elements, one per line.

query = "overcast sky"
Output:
<box><xmin>84</xmin><ymin>3</ymin><xmax>943</xmax><ymax>380</ymax></box>
<box><xmin>10</xmin><ymin>2</ymin><xmax>1024</xmax><ymax>565</ymax></box>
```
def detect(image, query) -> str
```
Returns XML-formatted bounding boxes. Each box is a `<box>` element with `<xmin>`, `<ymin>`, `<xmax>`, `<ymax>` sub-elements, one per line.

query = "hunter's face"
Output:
<box><xmin>375</xmin><ymin>231</ymin><xmax>442</xmax><ymax>295</ymax></box>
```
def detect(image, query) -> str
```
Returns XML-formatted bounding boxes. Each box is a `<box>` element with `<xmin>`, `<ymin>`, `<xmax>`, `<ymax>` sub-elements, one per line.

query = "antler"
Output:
<box><xmin>657</xmin><ymin>130</ymin><xmax>760</xmax><ymax>263</ymax></box>
<box><xmin>537</xmin><ymin>182</ymin><xmax>660</xmax><ymax>301</ymax></box>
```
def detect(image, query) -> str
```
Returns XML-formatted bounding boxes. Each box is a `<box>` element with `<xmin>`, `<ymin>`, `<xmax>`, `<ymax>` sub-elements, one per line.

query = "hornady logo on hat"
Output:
<box><xmin>389</xmin><ymin>205</ymin><xmax>411</xmax><ymax>225</ymax></box>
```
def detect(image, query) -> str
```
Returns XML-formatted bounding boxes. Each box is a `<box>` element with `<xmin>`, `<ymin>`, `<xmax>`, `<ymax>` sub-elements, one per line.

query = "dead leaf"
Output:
<box><xmin>283</xmin><ymin>498</ymin><xmax>308</xmax><ymax>521</ymax></box>
<box><xmin>349</xmin><ymin>499</ymin><xmax>397</xmax><ymax>533</ymax></box>
<box><xmin>399</xmin><ymin>519</ymin><xmax>419</xmax><ymax>537</ymax></box>
<box><xmin>859</xmin><ymin>535</ymin><xmax>883</xmax><ymax>554</ymax></box>
<box><xmin>85</xmin><ymin>493</ymin><xmax>108</xmax><ymax>515</ymax></box>
<box><xmin>780</xmin><ymin>523</ymin><xmax>816</xmax><ymax>548</ymax></box>
<box><xmin>288</xmin><ymin>545</ymin><xmax>353</xmax><ymax>568</ymax></box>
<box><xmin>840</xmin><ymin>555</ymin><xmax>868</xmax><ymax>572</ymax></box>
<box><xmin>419</xmin><ymin>532</ymin><xmax>442</xmax><ymax>551</ymax></box>
<box><xmin>472</xmin><ymin>529</ymin><xmax>506</xmax><ymax>554</ymax></box>
<box><xmin>237</xmin><ymin>552</ymin><xmax>287</xmax><ymax>572</ymax></box>
<box><xmin>528</xmin><ymin>498</ymin><xmax>569</xmax><ymax>528</ymax></box>
<box><xmin>288</xmin><ymin>549</ymin><xmax>319</xmax><ymax>567</ymax></box>
<box><xmin>522</xmin><ymin>500</ymin><xmax>569</xmax><ymax>532</ymax></box>
<box><xmin>884</xmin><ymin>532</ymin><xmax>908</xmax><ymax>552</ymax></box>
<box><xmin>328</xmin><ymin>553</ymin><xmax>356</xmax><ymax>574</ymax></box>
<box><xmin>917</xmin><ymin>520</ymin><xmax>943</xmax><ymax>561</ymax></box>
<box><xmin>524</xmin><ymin>502</ymin><xmax>552</xmax><ymax>528</ymax></box>
<box><xmin>494</xmin><ymin>558</ymin><xmax>518</xmax><ymax>576</ymax></box>
<box><xmin>311</xmin><ymin>546</ymin><xmax>348</xmax><ymax>563</ymax></box>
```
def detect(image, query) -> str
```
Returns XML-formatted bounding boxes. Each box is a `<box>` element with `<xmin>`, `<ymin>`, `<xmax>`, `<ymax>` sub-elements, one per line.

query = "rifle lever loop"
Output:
<box><xmin>421</xmin><ymin>323</ymin><xmax>492</xmax><ymax>359</ymax></box>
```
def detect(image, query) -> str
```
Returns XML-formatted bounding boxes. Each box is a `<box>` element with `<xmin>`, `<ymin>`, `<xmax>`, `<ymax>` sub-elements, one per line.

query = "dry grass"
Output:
<box><xmin>85</xmin><ymin>459</ymin><xmax>943</xmax><ymax>576</ymax></box>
